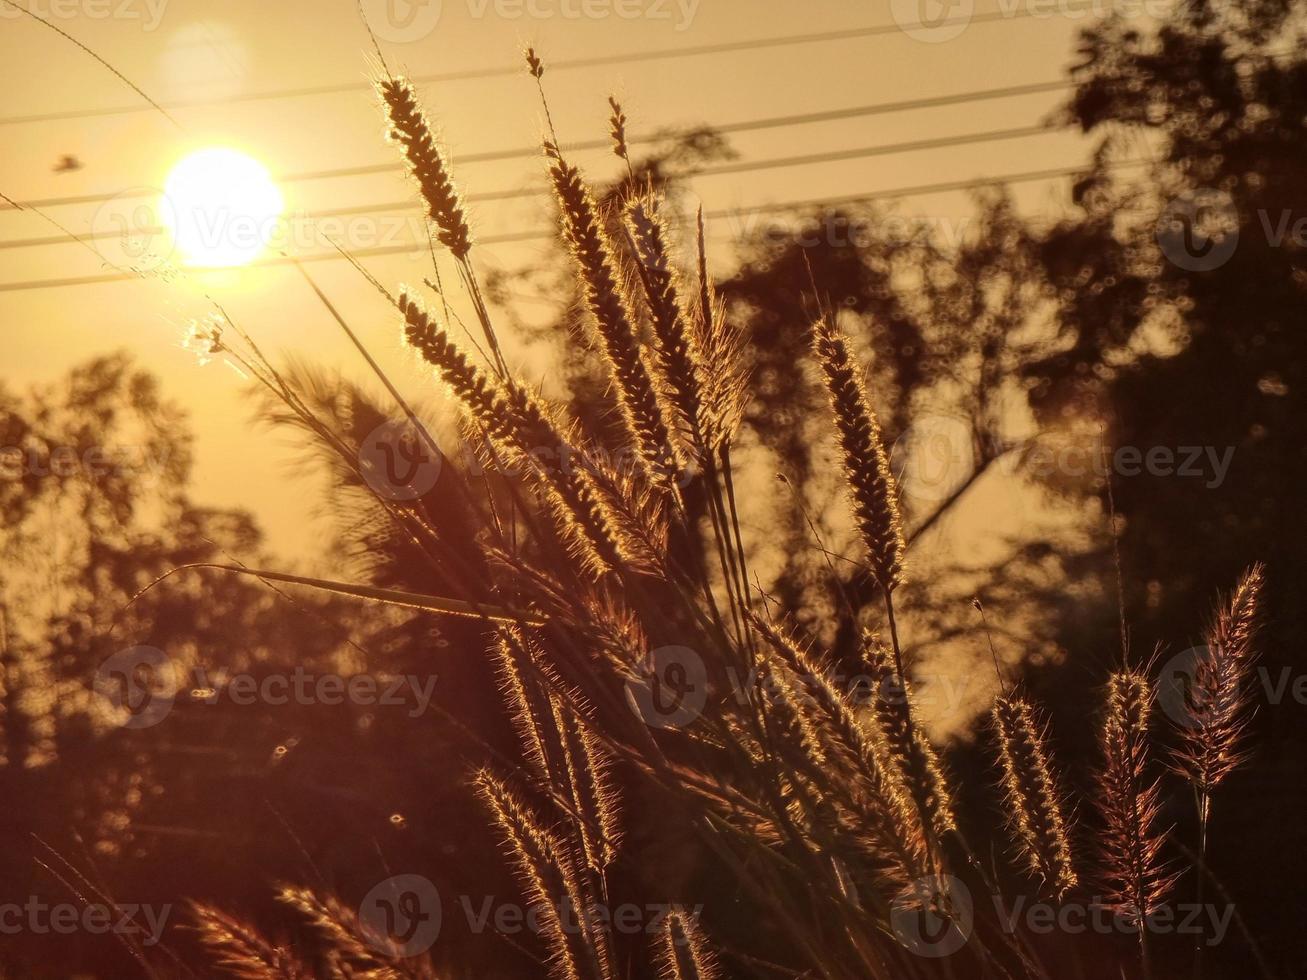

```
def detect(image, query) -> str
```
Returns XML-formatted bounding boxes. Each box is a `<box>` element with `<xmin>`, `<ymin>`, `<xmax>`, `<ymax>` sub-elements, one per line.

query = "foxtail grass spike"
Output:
<box><xmin>189</xmin><ymin>903</ymin><xmax>310</xmax><ymax>980</ymax></box>
<box><xmin>402</xmin><ymin>291</ymin><xmax>620</xmax><ymax>575</ymax></box>
<box><xmin>550</xmin><ymin>694</ymin><xmax>622</xmax><ymax>875</ymax></box>
<box><xmin>494</xmin><ymin>628</ymin><xmax>564</xmax><ymax>784</ymax></box>
<box><xmin>275</xmin><ymin>886</ymin><xmax>402</xmax><ymax>979</ymax></box>
<box><xmin>400</xmin><ymin>290</ymin><xmax>512</xmax><ymax>441</ymax></box>
<box><xmin>1171</xmin><ymin>563</ymin><xmax>1266</xmax><ymax>796</ymax></box>
<box><xmin>378</xmin><ymin>76</ymin><xmax>472</xmax><ymax>259</ymax></box>
<box><xmin>501</xmin><ymin>384</ymin><xmax>622</xmax><ymax>577</ymax></box>
<box><xmin>992</xmin><ymin>694</ymin><xmax>1078</xmax><ymax>900</ymax></box>
<box><xmin>548</xmin><ymin>159</ymin><xmax>675</xmax><ymax>484</ymax></box>
<box><xmin>476</xmin><ymin>770</ymin><xmax>614</xmax><ymax>980</ymax></box>
<box><xmin>607</xmin><ymin>96</ymin><xmax>630</xmax><ymax>164</ymax></box>
<box><xmin>655</xmin><ymin>908</ymin><xmax>720</xmax><ymax>980</ymax></box>
<box><xmin>691</xmin><ymin>235</ymin><xmax>749</xmax><ymax>454</ymax></box>
<box><xmin>813</xmin><ymin>317</ymin><xmax>905</xmax><ymax>593</ymax></box>
<box><xmin>752</xmin><ymin>616</ymin><xmax>928</xmax><ymax>885</ymax></box>
<box><xmin>525</xmin><ymin>46</ymin><xmax>545</xmax><ymax>79</ymax></box>
<box><xmin>864</xmin><ymin>633</ymin><xmax>955</xmax><ymax>839</ymax></box>
<box><xmin>1096</xmin><ymin>670</ymin><xmax>1177</xmax><ymax>925</ymax></box>
<box><xmin>626</xmin><ymin>195</ymin><xmax>706</xmax><ymax>456</ymax></box>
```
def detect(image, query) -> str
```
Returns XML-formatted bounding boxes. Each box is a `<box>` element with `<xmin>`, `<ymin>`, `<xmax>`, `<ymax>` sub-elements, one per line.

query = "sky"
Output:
<box><xmin>0</xmin><ymin>0</ymin><xmax>1123</xmax><ymax>572</ymax></box>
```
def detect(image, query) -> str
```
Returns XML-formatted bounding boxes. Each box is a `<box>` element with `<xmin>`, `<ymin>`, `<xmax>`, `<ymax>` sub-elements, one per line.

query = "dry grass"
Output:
<box><xmin>1095</xmin><ymin>670</ymin><xmax>1177</xmax><ymax>930</ymax></box>
<box><xmin>162</xmin><ymin>47</ymin><xmax>1277</xmax><ymax>980</ymax></box>
<box><xmin>189</xmin><ymin>903</ymin><xmax>310</xmax><ymax>980</ymax></box>
<box><xmin>1170</xmin><ymin>563</ymin><xmax>1265</xmax><ymax>807</ymax></box>
<box><xmin>811</xmin><ymin>315</ymin><xmax>905</xmax><ymax>596</ymax></box>
<box><xmin>991</xmin><ymin>693</ymin><xmax>1077</xmax><ymax>900</ymax></box>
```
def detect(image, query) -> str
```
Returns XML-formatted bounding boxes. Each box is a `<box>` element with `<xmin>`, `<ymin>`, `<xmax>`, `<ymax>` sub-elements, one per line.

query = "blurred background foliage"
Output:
<box><xmin>1</xmin><ymin>0</ymin><xmax>1305</xmax><ymax>974</ymax></box>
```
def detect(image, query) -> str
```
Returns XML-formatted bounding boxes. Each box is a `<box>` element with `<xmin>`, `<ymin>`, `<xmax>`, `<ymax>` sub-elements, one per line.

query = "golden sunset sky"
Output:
<box><xmin>0</xmin><ymin>0</ymin><xmax>1136</xmax><ymax>570</ymax></box>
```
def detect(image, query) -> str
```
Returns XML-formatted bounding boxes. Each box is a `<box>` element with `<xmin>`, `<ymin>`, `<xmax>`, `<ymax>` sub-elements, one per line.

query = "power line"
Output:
<box><xmin>0</xmin><ymin>8</ymin><xmax>1090</xmax><ymax>127</ymax></box>
<box><xmin>0</xmin><ymin>160</ymin><xmax>1146</xmax><ymax>293</ymax></box>
<box><xmin>1</xmin><ymin>81</ymin><xmax>1070</xmax><ymax>212</ymax></box>
<box><xmin>0</xmin><ymin>123</ymin><xmax>1059</xmax><ymax>250</ymax></box>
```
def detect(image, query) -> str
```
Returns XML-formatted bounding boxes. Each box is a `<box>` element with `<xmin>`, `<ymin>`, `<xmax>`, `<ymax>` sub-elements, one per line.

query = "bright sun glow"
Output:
<box><xmin>161</xmin><ymin>148</ymin><xmax>283</xmax><ymax>268</ymax></box>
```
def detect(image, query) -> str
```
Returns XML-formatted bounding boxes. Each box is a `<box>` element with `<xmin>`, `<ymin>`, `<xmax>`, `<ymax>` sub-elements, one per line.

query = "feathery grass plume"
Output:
<box><xmin>607</xmin><ymin>96</ymin><xmax>630</xmax><ymax>164</ymax></box>
<box><xmin>525</xmin><ymin>46</ymin><xmax>545</xmax><ymax>79</ymax></box>
<box><xmin>378</xmin><ymin>76</ymin><xmax>472</xmax><ymax>259</ymax></box>
<box><xmin>654</xmin><ymin>908</ymin><xmax>719</xmax><ymax>980</ymax></box>
<box><xmin>189</xmin><ymin>903</ymin><xmax>309</xmax><ymax>980</ymax></box>
<box><xmin>691</xmin><ymin>214</ymin><xmax>749</xmax><ymax>453</ymax></box>
<box><xmin>579</xmin><ymin>442</ymin><xmax>671</xmax><ymax>575</ymax></box>
<box><xmin>770</xmin><ymin>694</ymin><xmax>894</xmax><ymax>867</ymax></box>
<box><xmin>549</xmin><ymin>693</ymin><xmax>622</xmax><ymax>875</ymax></box>
<box><xmin>752</xmin><ymin>616</ymin><xmax>928</xmax><ymax>885</ymax></box>
<box><xmin>811</xmin><ymin>316</ymin><xmax>905</xmax><ymax>593</ymax></box>
<box><xmin>547</xmin><ymin>156</ymin><xmax>675</xmax><ymax>485</ymax></box>
<box><xmin>475</xmin><ymin>770</ymin><xmax>614</xmax><ymax>980</ymax></box>
<box><xmin>991</xmin><ymin>694</ymin><xmax>1078</xmax><ymax>900</ymax></box>
<box><xmin>575</xmin><ymin>586</ymin><xmax>649</xmax><ymax>674</ymax></box>
<box><xmin>1171</xmin><ymin>562</ymin><xmax>1266</xmax><ymax>798</ymax></box>
<box><xmin>485</xmin><ymin>545</ymin><xmax>649</xmax><ymax>671</ymax></box>
<box><xmin>462</xmin><ymin>408</ymin><xmax>622</xmax><ymax>580</ymax></box>
<box><xmin>767</xmin><ymin>660</ymin><xmax>835</xmax><ymax>769</ymax></box>
<box><xmin>275</xmin><ymin>886</ymin><xmax>403</xmax><ymax>979</ymax></box>
<box><xmin>495</xmin><ymin>626</ymin><xmax>621</xmax><ymax>876</ymax></box>
<box><xmin>762</xmin><ymin>670</ymin><xmax>868</xmax><ymax>864</ymax></box>
<box><xmin>495</xmin><ymin>628</ymin><xmax>565</xmax><ymax>783</ymax></box>
<box><xmin>625</xmin><ymin>195</ymin><xmax>706</xmax><ymax>455</ymax></box>
<box><xmin>1171</xmin><ymin>564</ymin><xmax>1265</xmax><ymax>974</ymax></box>
<box><xmin>864</xmin><ymin>633</ymin><xmax>955</xmax><ymax>839</ymax></box>
<box><xmin>1096</xmin><ymin>670</ymin><xmax>1177</xmax><ymax>926</ymax></box>
<box><xmin>399</xmin><ymin>290</ymin><xmax>512</xmax><ymax>441</ymax></box>
<box><xmin>502</xmin><ymin>384</ymin><xmax>623</xmax><ymax>577</ymax></box>
<box><xmin>401</xmin><ymin>291</ymin><xmax>620</xmax><ymax>574</ymax></box>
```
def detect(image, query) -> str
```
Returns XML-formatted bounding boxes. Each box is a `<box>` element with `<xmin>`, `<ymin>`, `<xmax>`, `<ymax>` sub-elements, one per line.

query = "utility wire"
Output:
<box><xmin>0</xmin><ymin>122</ymin><xmax>1062</xmax><ymax>249</ymax></box>
<box><xmin>0</xmin><ymin>160</ymin><xmax>1147</xmax><ymax>293</ymax></box>
<box><xmin>1</xmin><ymin>85</ymin><xmax>1070</xmax><ymax>212</ymax></box>
<box><xmin>0</xmin><ymin>7</ymin><xmax>1097</xmax><ymax>127</ymax></box>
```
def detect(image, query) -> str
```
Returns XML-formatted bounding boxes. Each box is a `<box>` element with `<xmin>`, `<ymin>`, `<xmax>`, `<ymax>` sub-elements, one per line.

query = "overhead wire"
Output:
<box><xmin>0</xmin><ymin>160</ymin><xmax>1147</xmax><ymax>293</ymax></box>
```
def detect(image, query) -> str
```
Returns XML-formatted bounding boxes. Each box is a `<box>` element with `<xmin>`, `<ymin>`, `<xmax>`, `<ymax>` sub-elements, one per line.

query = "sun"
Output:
<box><xmin>161</xmin><ymin>148</ymin><xmax>283</xmax><ymax>268</ymax></box>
